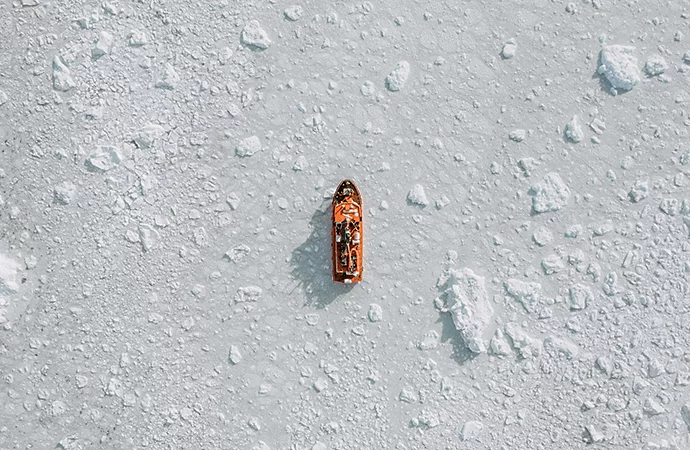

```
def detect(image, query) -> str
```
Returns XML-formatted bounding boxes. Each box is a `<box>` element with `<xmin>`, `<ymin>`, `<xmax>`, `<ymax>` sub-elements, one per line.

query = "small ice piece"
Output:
<box><xmin>629</xmin><ymin>180</ymin><xmax>649</xmax><ymax>203</ymax></box>
<box><xmin>85</xmin><ymin>145</ymin><xmax>121</xmax><ymax>172</ymax></box>
<box><xmin>564</xmin><ymin>115</ymin><xmax>584</xmax><ymax>143</ymax></box>
<box><xmin>92</xmin><ymin>31</ymin><xmax>113</xmax><ymax>60</ymax></box>
<box><xmin>235</xmin><ymin>286</ymin><xmax>262</xmax><ymax>303</ymax></box>
<box><xmin>417</xmin><ymin>330</ymin><xmax>439</xmax><ymax>350</ymax></box>
<box><xmin>368</xmin><ymin>304</ymin><xmax>383</xmax><ymax>322</ymax></box>
<box><xmin>544</xmin><ymin>336</ymin><xmax>579</xmax><ymax>359</ymax></box>
<box><xmin>681</xmin><ymin>403</ymin><xmax>690</xmax><ymax>430</ymax></box>
<box><xmin>541</xmin><ymin>254</ymin><xmax>564</xmax><ymax>275</ymax></box>
<box><xmin>501</xmin><ymin>38</ymin><xmax>517</xmax><ymax>59</ymax></box>
<box><xmin>598</xmin><ymin>45</ymin><xmax>640</xmax><ymax>92</ymax></box>
<box><xmin>489</xmin><ymin>329</ymin><xmax>511</xmax><ymax>357</ymax></box>
<box><xmin>509</xmin><ymin>129</ymin><xmax>526</xmax><ymax>142</ymax></box>
<box><xmin>155</xmin><ymin>63</ymin><xmax>180</xmax><ymax>90</ymax></box>
<box><xmin>133</xmin><ymin>123</ymin><xmax>164</xmax><ymax>149</ymax></box>
<box><xmin>0</xmin><ymin>90</ymin><xmax>8</xmax><ymax>106</ymax></box>
<box><xmin>292</xmin><ymin>155</ymin><xmax>308</xmax><ymax>171</ymax></box>
<box><xmin>235</xmin><ymin>135</ymin><xmax>262</xmax><ymax>157</ymax></box>
<box><xmin>241</xmin><ymin>20</ymin><xmax>271</xmax><ymax>50</ymax></box>
<box><xmin>224</xmin><ymin>244</ymin><xmax>251</xmax><ymax>262</ymax></box>
<box><xmin>128</xmin><ymin>29</ymin><xmax>147</xmax><ymax>46</ymax></box>
<box><xmin>228</xmin><ymin>345</ymin><xmax>242</xmax><ymax>365</ymax></box>
<box><xmin>398</xmin><ymin>387</ymin><xmax>417</xmax><ymax>403</ymax></box>
<box><xmin>584</xmin><ymin>425</ymin><xmax>604</xmax><ymax>444</ymax></box>
<box><xmin>313</xmin><ymin>378</ymin><xmax>328</xmax><ymax>392</ymax></box>
<box><xmin>226</xmin><ymin>193</ymin><xmax>241</xmax><ymax>210</ymax></box>
<box><xmin>52</xmin><ymin>56</ymin><xmax>76</xmax><ymax>92</ymax></box>
<box><xmin>644</xmin><ymin>397</ymin><xmax>666</xmax><ymax>416</ymax></box>
<box><xmin>138</xmin><ymin>224</ymin><xmax>159</xmax><ymax>252</ymax></box>
<box><xmin>532</xmin><ymin>226</ymin><xmax>552</xmax><ymax>246</ymax></box>
<box><xmin>385</xmin><ymin>60</ymin><xmax>410</xmax><ymax>92</ymax></box>
<box><xmin>569</xmin><ymin>284</ymin><xmax>593</xmax><ymax>310</ymax></box>
<box><xmin>0</xmin><ymin>254</ymin><xmax>21</xmax><ymax>296</ymax></box>
<box><xmin>564</xmin><ymin>224</ymin><xmax>582</xmax><ymax>238</ymax></box>
<box><xmin>504</xmin><ymin>322</ymin><xmax>542</xmax><ymax>358</ymax></box>
<box><xmin>284</xmin><ymin>5</ymin><xmax>303</xmax><ymax>21</ymax></box>
<box><xmin>529</xmin><ymin>173</ymin><xmax>570</xmax><ymax>213</ymax></box>
<box><xmin>435</xmin><ymin>195</ymin><xmax>450</xmax><ymax>209</ymax></box>
<box><xmin>435</xmin><ymin>268</ymin><xmax>493</xmax><ymax>353</ymax></box>
<box><xmin>460</xmin><ymin>421</ymin><xmax>484</xmax><ymax>441</ymax></box>
<box><xmin>360</xmin><ymin>80</ymin><xmax>376</xmax><ymax>96</ymax></box>
<box><xmin>407</xmin><ymin>184</ymin><xmax>428</xmax><ymax>207</ymax></box>
<box><xmin>504</xmin><ymin>279</ymin><xmax>541</xmax><ymax>312</ymax></box>
<box><xmin>643</xmin><ymin>54</ymin><xmax>668</xmax><ymax>77</ymax></box>
<box><xmin>53</xmin><ymin>182</ymin><xmax>77</xmax><ymax>205</ymax></box>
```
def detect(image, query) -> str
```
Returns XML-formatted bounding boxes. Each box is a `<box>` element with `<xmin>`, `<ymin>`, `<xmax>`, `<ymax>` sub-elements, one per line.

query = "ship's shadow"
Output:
<box><xmin>290</xmin><ymin>204</ymin><xmax>354</xmax><ymax>308</ymax></box>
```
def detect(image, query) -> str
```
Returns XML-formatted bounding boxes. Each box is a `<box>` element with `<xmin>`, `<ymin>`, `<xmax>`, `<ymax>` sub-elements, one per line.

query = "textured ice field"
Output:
<box><xmin>1</xmin><ymin>0</ymin><xmax>690</xmax><ymax>449</ymax></box>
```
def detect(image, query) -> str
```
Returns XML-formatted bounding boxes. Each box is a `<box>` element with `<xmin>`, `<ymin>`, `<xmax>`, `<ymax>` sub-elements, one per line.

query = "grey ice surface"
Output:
<box><xmin>1</xmin><ymin>1</ymin><xmax>690</xmax><ymax>449</ymax></box>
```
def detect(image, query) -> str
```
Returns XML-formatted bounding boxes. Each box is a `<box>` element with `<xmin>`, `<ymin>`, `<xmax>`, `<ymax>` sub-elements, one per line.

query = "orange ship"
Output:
<box><xmin>332</xmin><ymin>180</ymin><xmax>363</xmax><ymax>283</ymax></box>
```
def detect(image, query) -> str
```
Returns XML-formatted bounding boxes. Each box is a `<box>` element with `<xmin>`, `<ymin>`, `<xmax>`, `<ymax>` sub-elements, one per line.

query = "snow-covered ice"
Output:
<box><xmin>385</xmin><ymin>61</ymin><xmax>410</xmax><ymax>92</ymax></box>
<box><xmin>598</xmin><ymin>45</ymin><xmax>640</xmax><ymax>92</ymax></box>
<box><xmin>435</xmin><ymin>268</ymin><xmax>493</xmax><ymax>353</ymax></box>
<box><xmin>529</xmin><ymin>173</ymin><xmax>570</xmax><ymax>213</ymax></box>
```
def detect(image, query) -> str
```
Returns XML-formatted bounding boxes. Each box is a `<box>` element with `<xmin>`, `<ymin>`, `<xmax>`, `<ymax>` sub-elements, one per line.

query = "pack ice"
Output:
<box><xmin>598</xmin><ymin>45</ymin><xmax>640</xmax><ymax>93</ymax></box>
<box><xmin>435</xmin><ymin>268</ymin><xmax>493</xmax><ymax>353</ymax></box>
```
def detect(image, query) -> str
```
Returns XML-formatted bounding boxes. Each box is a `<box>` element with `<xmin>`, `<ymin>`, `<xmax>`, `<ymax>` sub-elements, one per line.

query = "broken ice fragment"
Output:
<box><xmin>360</xmin><ymin>80</ymin><xmax>375</xmax><ymax>96</ymax></box>
<box><xmin>509</xmin><ymin>129</ymin><xmax>526</xmax><ymax>142</ymax></box>
<box><xmin>385</xmin><ymin>60</ymin><xmax>410</xmax><ymax>92</ymax></box>
<box><xmin>629</xmin><ymin>180</ymin><xmax>649</xmax><ymax>203</ymax></box>
<box><xmin>53</xmin><ymin>182</ymin><xmax>77</xmax><ymax>205</ymax></box>
<box><xmin>643</xmin><ymin>54</ymin><xmax>668</xmax><ymax>76</ymax></box>
<box><xmin>226</xmin><ymin>193</ymin><xmax>241</xmax><ymax>210</ymax></box>
<box><xmin>532</xmin><ymin>226</ymin><xmax>552</xmax><ymax>246</ymax></box>
<box><xmin>529</xmin><ymin>173</ymin><xmax>570</xmax><ymax>213</ymax></box>
<box><xmin>368</xmin><ymin>304</ymin><xmax>382</xmax><ymax>322</ymax></box>
<box><xmin>564</xmin><ymin>115</ymin><xmax>584</xmax><ymax>143</ymax></box>
<box><xmin>128</xmin><ymin>30</ymin><xmax>148</xmax><ymax>46</ymax></box>
<box><xmin>489</xmin><ymin>329</ymin><xmax>511</xmax><ymax>356</ymax></box>
<box><xmin>504</xmin><ymin>322</ymin><xmax>542</xmax><ymax>358</ymax></box>
<box><xmin>155</xmin><ymin>63</ymin><xmax>180</xmax><ymax>90</ymax></box>
<box><xmin>0</xmin><ymin>254</ymin><xmax>20</xmax><ymax>296</ymax></box>
<box><xmin>92</xmin><ymin>31</ymin><xmax>113</xmax><ymax>60</ymax></box>
<box><xmin>681</xmin><ymin>403</ymin><xmax>690</xmax><ymax>430</ymax></box>
<box><xmin>504</xmin><ymin>279</ymin><xmax>541</xmax><ymax>312</ymax></box>
<box><xmin>598</xmin><ymin>45</ymin><xmax>640</xmax><ymax>93</ymax></box>
<box><xmin>235</xmin><ymin>135</ymin><xmax>262</xmax><ymax>157</ymax></box>
<box><xmin>138</xmin><ymin>224</ymin><xmax>159</xmax><ymax>252</ymax></box>
<box><xmin>52</xmin><ymin>56</ymin><xmax>76</xmax><ymax>92</ymax></box>
<box><xmin>235</xmin><ymin>286</ymin><xmax>262</xmax><ymax>303</ymax></box>
<box><xmin>460</xmin><ymin>421</ymin><xmax>484</xmax><ymax>441</ymax></box>
<box><xmin>284</xmin><ymin>5</ymin><xmax>303</xmax><ymax>21</ymax></box>
<box><xmin>584</xmin><ymin>425</ymin><xmax>604</xmax><ymax>444</ymax></box>
<box><xmin>417</xmin><ymin>330</ymin><xmax>439</xmax><ymax>350</ymax></box>
<box><xmin>541</xmin><ymin>254</ymin><xmax>564</xmax><ymax>275</ymax></box>
<box><xmin>292</xmin><ymin>155</ymin><xmax>308</xmax><ymax>171</ymax></box>
<box><xmin>435</xmin><ymin>268</ymin><xmax>493</xmax><ymax>353</ymax></box>
<box><xmin>133</xmin><ymin>123</ymin><xmax>165</xmax><ymax>149</ymax></box>
<box><xmin>224</xmin><ymin>244</ymin><xmax>251</xmax><ymax>262</ymax></box>
<box><xmin>85</xmin><ymin>145</ymin><xmax>121</xmax><ymax>172</ymax></box>
<box><xmin>407</xmin><ymin>184</ymin><xmax>428</xmax><ymax>207</ymax></box>
<box><xmin>228</xmin><ymin>345</ymin><xmax>242</xmax><ymax>364</ymax></box>
<box><xmin>569</xmin><ymin>284</ymin><xmax>593</xmax><ymax>310</ymax></box>
<box><xmin>501</xmin><ymin>39</ymin><xmax>517</xmax><ymax>59</ymax></box>
<box><xmin>544</xmin><ymin>336</ymin><xmax>579</xmax><ymax>359</ymax></box>
<box><xmin>241</xmin><ymin>20</ymin><xmax>271</xmax><ymax>50</ymax></box>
